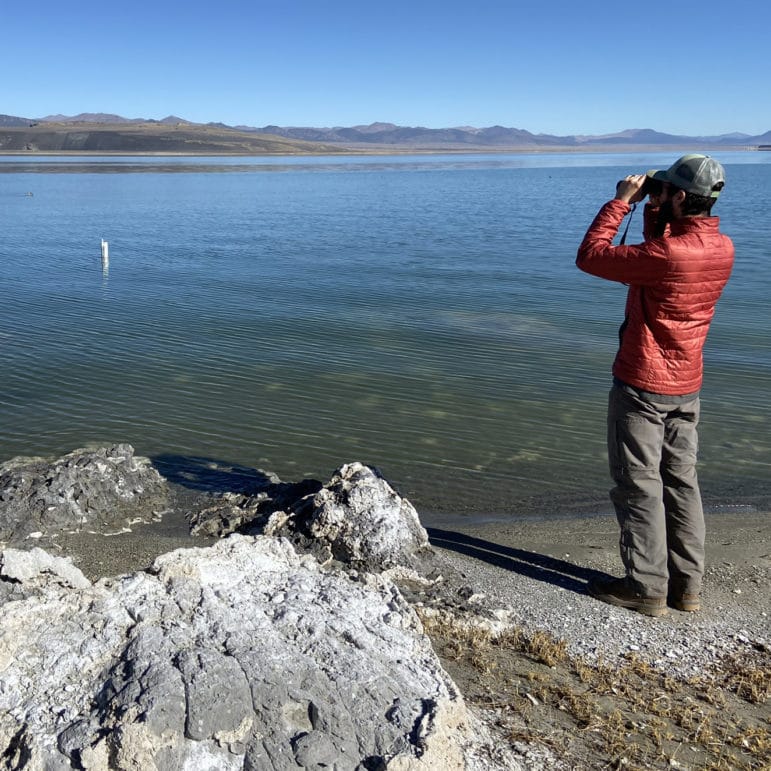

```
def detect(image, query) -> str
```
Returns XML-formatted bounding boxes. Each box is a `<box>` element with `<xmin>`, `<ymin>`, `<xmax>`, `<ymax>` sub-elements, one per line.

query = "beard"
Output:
<box><xmin>652</xmin><ymin>198</ymin><xmax>676</xmax><ymax>237</ymax></box>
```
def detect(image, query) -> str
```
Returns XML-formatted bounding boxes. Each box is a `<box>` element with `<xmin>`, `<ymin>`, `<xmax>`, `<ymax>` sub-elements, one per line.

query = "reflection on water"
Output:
<box><xmin>1</xmin><ymin>152</ymin><xmax>769</xmax><ymax>524</ymax></box>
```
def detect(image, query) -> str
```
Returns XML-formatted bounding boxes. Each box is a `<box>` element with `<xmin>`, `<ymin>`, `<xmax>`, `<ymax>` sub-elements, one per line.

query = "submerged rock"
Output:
<box><xmin>0</xmin><ymin>444</ymin><xmax>169</xmax><ymax>544</ymax></box>
<box><xmin>0</xmin><ymin>536</ymin><xmax>471</xmax><ymax>770</ymax></box>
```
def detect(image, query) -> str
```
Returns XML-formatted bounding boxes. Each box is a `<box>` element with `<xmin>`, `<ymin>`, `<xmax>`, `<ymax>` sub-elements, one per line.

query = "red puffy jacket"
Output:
<box><xmin>576</xmin><ymin>199</ymin><xmax>734</xmax><ymax>395</ymax></box>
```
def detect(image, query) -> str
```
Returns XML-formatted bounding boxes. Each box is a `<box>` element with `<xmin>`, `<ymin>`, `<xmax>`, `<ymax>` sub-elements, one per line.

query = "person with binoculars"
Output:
<box><xmin>576</xmin><ymin>154</ymin><xmax>734</xmax><ymax>616</ymax></box>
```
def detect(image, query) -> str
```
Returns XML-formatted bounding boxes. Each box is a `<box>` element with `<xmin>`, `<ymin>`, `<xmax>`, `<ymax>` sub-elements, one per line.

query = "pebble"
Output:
<box><xmin>437</xmin><ymin>543</ymin><xmax>770</xmax><ymax>681</ymax></box>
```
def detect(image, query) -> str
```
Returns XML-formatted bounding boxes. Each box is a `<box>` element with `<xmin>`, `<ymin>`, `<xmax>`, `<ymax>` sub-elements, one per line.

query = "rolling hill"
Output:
<box><xmin>1</xmin><ymin>113</ymin><xmax>768</xmax><ymax>154</ymax></box>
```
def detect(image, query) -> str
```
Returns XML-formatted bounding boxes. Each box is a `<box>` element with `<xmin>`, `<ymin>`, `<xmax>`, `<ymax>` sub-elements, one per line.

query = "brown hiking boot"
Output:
<box><xmin>587</xmin><ymin>577</ymin><xmax>668</xmax><ymax>617</ymax></box>
<box><xmin>668</xmin><ymin>592</ymin><xmax>701</xmax><ymax>612</ymax></box>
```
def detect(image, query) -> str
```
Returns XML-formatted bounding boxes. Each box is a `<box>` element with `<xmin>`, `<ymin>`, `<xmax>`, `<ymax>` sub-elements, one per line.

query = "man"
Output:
<box><xmin>576</xmin><ymin>154</ymin><xmax>734</xmax><ymax>616</ymax></box>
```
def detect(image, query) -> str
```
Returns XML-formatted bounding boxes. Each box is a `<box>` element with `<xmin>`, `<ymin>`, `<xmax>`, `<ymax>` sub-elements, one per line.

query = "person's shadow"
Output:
<box><xmin>427</xmin><ymin>527</ymin><xmax>607</xmax><ymax>595</ymax></box>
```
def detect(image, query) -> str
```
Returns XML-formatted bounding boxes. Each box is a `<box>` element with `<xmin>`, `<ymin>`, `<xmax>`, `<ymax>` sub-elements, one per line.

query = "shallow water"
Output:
<box><xmin>1</xmin><ymin>151</ymin><xmax>769</xmax><ymax>524</ymax></box>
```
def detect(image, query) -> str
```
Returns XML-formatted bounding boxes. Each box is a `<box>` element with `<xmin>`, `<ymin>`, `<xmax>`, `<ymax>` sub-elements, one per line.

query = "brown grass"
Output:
<box><xmin>420</xmin><ymin>612</ymin><xmax>771</xmax><ymax>770</ymax></box>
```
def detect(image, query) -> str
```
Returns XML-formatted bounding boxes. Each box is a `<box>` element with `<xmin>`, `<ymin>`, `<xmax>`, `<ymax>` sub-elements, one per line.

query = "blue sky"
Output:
<box><xmin>4</xmin><ymin>0</ymin><xmax>770</xmax><ymax>136</ymax></box>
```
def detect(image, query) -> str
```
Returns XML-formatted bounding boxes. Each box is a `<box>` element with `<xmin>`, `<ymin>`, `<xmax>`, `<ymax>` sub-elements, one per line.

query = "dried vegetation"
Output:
<box><xmin>421</xmin><ymin>612</ymin><xmax>770</xmax><ymax>770</ymax></box>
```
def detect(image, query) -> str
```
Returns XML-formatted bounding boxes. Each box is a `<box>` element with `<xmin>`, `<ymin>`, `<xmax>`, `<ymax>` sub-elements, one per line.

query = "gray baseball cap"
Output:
<box><xmin>647</xmin><ymin>154</ymin><xmax>725</xmax><ymax>198</ymax></box>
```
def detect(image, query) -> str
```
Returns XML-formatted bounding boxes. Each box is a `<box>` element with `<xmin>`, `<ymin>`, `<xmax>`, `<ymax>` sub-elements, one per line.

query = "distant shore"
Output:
<box><xmin>1</xmin><ymin>119</ymin><xmax>765</xmax><ymax>158</ymax></box>
<box><xmin>1</xmin><ymin>145</ymin><xmax>765</xmax><ymax>158</ymax></box>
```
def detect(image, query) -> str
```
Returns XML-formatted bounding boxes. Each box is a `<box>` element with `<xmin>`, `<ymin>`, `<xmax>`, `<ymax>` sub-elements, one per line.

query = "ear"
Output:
<box><xmin>672</xmin><ymin>188</ymin><xmax>687</xmax><ymax>205</ymax></box>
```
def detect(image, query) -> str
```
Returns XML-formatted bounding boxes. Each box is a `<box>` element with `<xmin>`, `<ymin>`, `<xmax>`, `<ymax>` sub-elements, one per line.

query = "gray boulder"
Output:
<box><xmin>0</xmin><ymin>548</ymin><xmax>91</xmax><ymax>590</ymax></box>
<box><xmin>188</xmin><ymin>462</ymin><xmax>431</xmax><ymax>573</ymax></box>
<box><xmin>0</xmin><ymin>547</ymin><xmax>90</xmax><ymax>605</ymax></box>
<box><xmin>0</xmin><ymin>536</ymin><xmax>471</xmax><ymax>770</ymax></box>
<box><xmin>0</xmin><ymin>444</ymin><xmax>169</xmax><ymax>544</ymax></box>
<box><xmin>264</xmin><ymin>463</ymin><xmax>431</xmax><ymax>572</ymax></box>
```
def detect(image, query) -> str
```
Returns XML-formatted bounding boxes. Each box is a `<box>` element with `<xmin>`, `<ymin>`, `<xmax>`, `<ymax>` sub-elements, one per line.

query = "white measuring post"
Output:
<box><xmin>100</xmin><ymin>239</ymin><xmax>110</xmax><ymax>278</ymax></box>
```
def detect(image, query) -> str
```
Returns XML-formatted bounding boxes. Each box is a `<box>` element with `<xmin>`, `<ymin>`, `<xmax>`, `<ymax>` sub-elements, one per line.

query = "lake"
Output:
<box><xmin>1</xmin><ymin>151</ymin><xmax>769</xmax><ymax>525</ymax></box>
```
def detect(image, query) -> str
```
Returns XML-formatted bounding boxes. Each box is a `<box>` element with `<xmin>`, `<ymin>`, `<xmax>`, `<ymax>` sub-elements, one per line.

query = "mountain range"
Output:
<box><xmin>2</xmin><ymin>113</ymin><xmax>769</xmax><ymax>151</ymax></box>
<box><xmin>238</xmin><ymin>122</ymin><xmax>771</xmax><ymax>148</ymax></box>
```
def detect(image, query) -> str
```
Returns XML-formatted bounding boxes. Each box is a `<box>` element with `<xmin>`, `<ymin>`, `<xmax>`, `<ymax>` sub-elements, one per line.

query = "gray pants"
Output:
<box><xmin>607</xmin><ymin>383</ymin><xmax>705</xmax><ymax>597</ymax></box>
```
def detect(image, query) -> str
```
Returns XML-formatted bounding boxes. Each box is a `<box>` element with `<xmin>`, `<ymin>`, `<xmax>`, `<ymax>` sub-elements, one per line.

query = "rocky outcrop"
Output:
<box><xmin>0</xmin><ymin>447</ymin><xmax>428</xmax><ymax>576</ymax></box>
<box><xmin>264</xmin><ymin>463</ymin><xmax>430</xmax><ymax>572</ymax></box>
<box><xmin>0</xmin><ymin>448</ymin><xmax>532</xmax><ymax>768</ymax></box>
<box><xmin>0</xmin><ymin>536</ymin><xmax>477</xmax><ymax>770</ymax></box>
<box><xmin>0</xmin><ymin>444</ymin><xmax>169</xmax><ymax>544</ymax></box>
<box><xmin>0</xmin><ymin>546</ymin><xmax>91</xmax><ymax>605</ymax></box>
<box><xmin>194</xmin><ymin>462</ymin><xmax>431</xmax><ymax>573</ymax></box>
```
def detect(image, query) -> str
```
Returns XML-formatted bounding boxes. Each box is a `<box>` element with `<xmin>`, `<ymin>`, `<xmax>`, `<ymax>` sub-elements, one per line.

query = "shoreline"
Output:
<box><xmin>418</xmin><ymin>495</ymin><xmax>770</xmax><ymax>529</ymax></box>
<box><xmin>0</xmin><ymin>146</ymin><xmax>765</xmax><ymax>158</ymax></box>
<box><xmin>38</xmin><ymin>494</ymin><xmax>770</xmax><ymax>584</ymax></box>
<box><xmin>5</xmin><ymin>469</ymin><xmax>769</xmax><ymax>769</ymax></box>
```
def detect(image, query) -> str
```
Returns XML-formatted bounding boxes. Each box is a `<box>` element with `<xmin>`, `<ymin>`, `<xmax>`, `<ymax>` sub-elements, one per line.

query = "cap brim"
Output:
<box><xmin>648</xmin><ymin>169</ymin><xmax>669</xmax><ymax>182</ymax></box>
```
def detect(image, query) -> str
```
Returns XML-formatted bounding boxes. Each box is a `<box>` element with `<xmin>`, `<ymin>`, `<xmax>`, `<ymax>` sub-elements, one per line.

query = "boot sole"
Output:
<box><xmin>669</xmin><ymin>599</ymin><xmax>700</xmax><ymax>612</ymax></box>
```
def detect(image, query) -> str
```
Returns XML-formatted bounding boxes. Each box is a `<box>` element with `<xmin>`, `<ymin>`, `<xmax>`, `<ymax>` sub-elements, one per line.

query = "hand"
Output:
<box><xmin>614</xmin><ymin>174</ymin><xmax>647</xmax><ymax>204</ymax></box>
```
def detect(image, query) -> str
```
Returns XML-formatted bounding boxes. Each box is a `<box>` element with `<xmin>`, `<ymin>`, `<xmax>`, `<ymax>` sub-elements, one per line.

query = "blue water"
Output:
<box><xmin>1</xmin><ymin>151</ymin><xmax>769</xmax><ymax>524</ymax></box>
